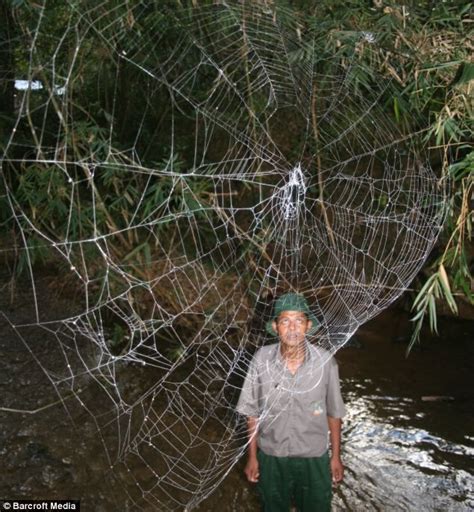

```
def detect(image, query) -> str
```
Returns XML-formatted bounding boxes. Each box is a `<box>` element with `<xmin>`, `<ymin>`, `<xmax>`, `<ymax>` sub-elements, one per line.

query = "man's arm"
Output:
<box><xmin>328</xmin><ymin>415</ymin><xmax>343</xmax><ymax>483</ymax></box>
<box><xmin>244</xmin><ymin>416</ymin><xmax>260</xmax><ymax>483</ymax></box>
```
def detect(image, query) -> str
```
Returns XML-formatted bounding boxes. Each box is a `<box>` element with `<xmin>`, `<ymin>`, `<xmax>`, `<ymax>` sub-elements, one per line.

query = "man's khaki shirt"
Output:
<box><xmin>236</xmin><ymin>343</ymin><xmax>346</xmax><ymax>458</ymax></box>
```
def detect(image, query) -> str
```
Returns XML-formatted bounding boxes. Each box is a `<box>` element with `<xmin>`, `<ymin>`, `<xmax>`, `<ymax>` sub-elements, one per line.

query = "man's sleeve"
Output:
<box><xmin>326</xmin><ymin>358</ymin><xmax>346</xmax><ymax>418</ymax></box>
<box><xmin>236</xmin><ymin>353</ymin><xmax>260</xmax><ymax>417</ymax></box>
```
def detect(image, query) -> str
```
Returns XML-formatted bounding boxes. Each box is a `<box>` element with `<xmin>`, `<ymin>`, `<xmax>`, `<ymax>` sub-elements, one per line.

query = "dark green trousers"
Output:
<box><xmin>257</xmin><ymin>450</ymin><xmax>332</xmax><ymax>512</ymax></box>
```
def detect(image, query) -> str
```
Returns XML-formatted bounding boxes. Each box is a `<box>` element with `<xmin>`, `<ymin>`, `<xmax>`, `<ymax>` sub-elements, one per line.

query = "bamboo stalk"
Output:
<box><xmin>311</xmin><ymin>83</ymin><xmax>336</xmax><ymax>246</ymax></box>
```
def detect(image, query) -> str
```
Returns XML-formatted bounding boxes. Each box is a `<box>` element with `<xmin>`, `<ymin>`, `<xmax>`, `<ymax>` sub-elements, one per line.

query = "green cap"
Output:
<box><xmin>265</xmin><ymin>293</ymin><xmax>319</xmax><ymax>336</ymax></box>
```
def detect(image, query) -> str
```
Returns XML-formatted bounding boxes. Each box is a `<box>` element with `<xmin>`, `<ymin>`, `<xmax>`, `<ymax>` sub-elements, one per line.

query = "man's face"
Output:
<box><xmin>272</xmin><ymin>310</ymin><xmax>312</xmax><ymax>348</ymax></box>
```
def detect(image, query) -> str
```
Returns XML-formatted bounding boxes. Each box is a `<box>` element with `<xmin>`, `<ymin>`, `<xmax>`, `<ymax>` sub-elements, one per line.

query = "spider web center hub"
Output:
<box><xmin>282</xmin><ymin>163</ymin><xmax>307</xmax><ymax>220</ymax></box>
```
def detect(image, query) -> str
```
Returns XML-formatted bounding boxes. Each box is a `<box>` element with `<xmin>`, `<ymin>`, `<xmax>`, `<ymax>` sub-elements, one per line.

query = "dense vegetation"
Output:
<box><xmin>0</xmin><ymin>0</ymin><xmax>472</xmax><ymax>350</ymax></box>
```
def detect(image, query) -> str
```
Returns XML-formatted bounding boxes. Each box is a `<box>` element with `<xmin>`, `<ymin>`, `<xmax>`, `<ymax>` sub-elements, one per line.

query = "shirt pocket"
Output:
<box><xmin>259</xmin><ymin>382</ymin><xmax>291</xmax><ymax>417</ymax></box>
<box><xmin>300</xmin><ymin>389</ymin><xmax>327</xmax><ymax>418</ymax></box>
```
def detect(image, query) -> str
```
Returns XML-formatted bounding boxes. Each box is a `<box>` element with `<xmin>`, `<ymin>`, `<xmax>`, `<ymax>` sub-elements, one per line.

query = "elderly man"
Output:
<box><xmin>237</xmin><ymin>293</ymin><xmax>346</xmax><ymax>512</ymax></box>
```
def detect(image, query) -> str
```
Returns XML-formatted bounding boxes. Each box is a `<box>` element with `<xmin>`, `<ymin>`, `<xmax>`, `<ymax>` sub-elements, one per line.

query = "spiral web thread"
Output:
<box><xmin>0</xmin><ymin>1</ymin><xmax>446</xmax><ymax>509</ymax></box>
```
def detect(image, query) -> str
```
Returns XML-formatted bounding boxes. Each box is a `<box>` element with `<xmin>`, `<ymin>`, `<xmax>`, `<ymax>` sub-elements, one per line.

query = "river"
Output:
<box><xmin>0</xmin><ymin>272</ymin><xmax>473</xmax><ymax>511</ymax></box>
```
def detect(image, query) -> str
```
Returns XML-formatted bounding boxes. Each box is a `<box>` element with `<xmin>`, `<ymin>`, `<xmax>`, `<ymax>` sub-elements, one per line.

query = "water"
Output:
<box><xmin>198</xmin><ymin>318</ymin><xmax>474</xmax><ymax>512</ymax></box>
<box><xmin>335</xmin><ymin>382</ymin><xmax>474</xmax><ymax>511</ymax></box>
<box><xmin>336</xmin><ymin>318</ymin><xmax>474</xmax><ymax>512</ymax></box>
<box><xmin>0</xmin><ymin>275</ymin><xmax>473</xmax><ymax>511</ymax></box>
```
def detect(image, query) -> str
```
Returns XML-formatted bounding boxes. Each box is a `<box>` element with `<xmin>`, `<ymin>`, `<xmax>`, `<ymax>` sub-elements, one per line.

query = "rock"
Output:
<box><xmin>19</xmin><ymin>476</ymin><xmax>37</xmax><ymax>492</ymax></box>
<box><xmin>421</xmin><ymin>395</ymin><xmax>455</xmax><ymax>402</ymax></box>
<box><xmin>42</xmin><ymin>464</ymin><xmax>66</xmax><ymax>488</ymax></box>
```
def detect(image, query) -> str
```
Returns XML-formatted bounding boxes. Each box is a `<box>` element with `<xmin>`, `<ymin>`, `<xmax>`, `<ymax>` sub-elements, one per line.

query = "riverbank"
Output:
<box><xmin>1</xmin><ymin>272</ymin><xmax>473</xmax><ymax>511</ymax></box>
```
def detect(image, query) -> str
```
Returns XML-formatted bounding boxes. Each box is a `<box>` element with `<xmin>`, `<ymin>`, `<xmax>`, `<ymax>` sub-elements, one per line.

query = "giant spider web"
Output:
<box><xmin>1</xmin><ymin>1</ymin><xmax>446</xmax><ymax>510</ymax></box>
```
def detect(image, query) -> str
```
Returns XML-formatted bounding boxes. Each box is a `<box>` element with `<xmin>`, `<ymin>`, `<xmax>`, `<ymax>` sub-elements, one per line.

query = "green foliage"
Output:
<box><xmin>303</xmin><ymin>3</ymin><xmax>472</xmax><ymax>351</ymax></box>
<box><xmin>409</xmin><ymin>149</ymin><xmax>473</xmax><ymax>350</ymax></box>
<box><xmin>106</xmin><ymin>323</ymin><xmax>131</xmax><ymax>355</ymax></box>
<box><xmin>1</xmin><ymin>0</ymin><xmax>472</xmax><ymax>345</ymax></box>
<box><xmin>409</xmin><ymin>264</ymin><xmax>459</xmax><ymax>353</ymax></box>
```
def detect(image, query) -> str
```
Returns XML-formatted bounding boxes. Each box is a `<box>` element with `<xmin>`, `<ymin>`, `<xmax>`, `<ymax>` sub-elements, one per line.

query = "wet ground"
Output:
<box><xmin>0</xmin><ymin>271</ymin><xmax>473</xmax><ymax>511</ymax></box>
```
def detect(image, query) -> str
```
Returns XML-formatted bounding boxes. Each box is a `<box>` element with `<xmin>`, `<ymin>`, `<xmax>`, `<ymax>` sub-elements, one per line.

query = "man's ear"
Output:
<box><xmin>271</xmin><ymin>320</ymin><xmax>278</xmax><ymax>334</ymax></box>
<box><xmin>305</xmin><ymin>320</ymin><xmax>312</xmax><ymax>333</ymax></box>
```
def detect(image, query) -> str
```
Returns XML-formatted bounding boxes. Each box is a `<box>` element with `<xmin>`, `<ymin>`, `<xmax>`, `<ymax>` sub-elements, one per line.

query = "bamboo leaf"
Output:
<box><xmin>438</xmin><ymin>264</ymin><xmax>458</xmax><ymax>314</ymax></box>
<box><xmin>406</xmin><ymin>321</ymin><xmax>422</xmax><ymax>357</ymax></box>
<box><xmin>428</xmin><ymin>294</ymin><xmax>437</xmax><ymax>334</ymax></box>
<box><xmin>412</xmin><ymin>274</ymin><xmax>437</xmax><ymax>309</ymax></box>
<box><xmin>393</xmin><ymin>96</ymin><xmax>400</xmax><ymax>123</ymax></box>
<box><xmin>410</xmin><ymin>308</ymin><xmax>426</xmax><ymax>322</ymax></box>
<box><xmin>451</xmin><ymin>62</ymin><xmax>474</xmax><ymax>87</ymax></box>
<box><xmin>123</xmin><ymin>242</ymin><xmax>148</xmax><ymax>262</ymax></box>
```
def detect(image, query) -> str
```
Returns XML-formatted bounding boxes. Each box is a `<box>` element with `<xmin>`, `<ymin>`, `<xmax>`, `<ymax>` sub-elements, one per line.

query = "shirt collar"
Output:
<box><xmin>274</xmin><ymin>340</ymin><xmax>313</xmax><ymax>368</ymax></box>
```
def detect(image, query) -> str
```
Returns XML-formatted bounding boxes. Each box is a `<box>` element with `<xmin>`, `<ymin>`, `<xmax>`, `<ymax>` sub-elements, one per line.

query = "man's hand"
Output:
<box><xmin>244</xmin><ymin>456</ymin><xmax>260</xmax><ymax>483</ymax></box>
<box><xmin>328</xmin><ymin>416</ymin><xmax>343</xmax><ymax>484</ymax></box>
<box><xmin>244</xmin><ymin>417</ymin><xmax>259</xmax><ymax>482</ymax></box>
<box><xmin>330</xmin><ymin>455</ymin><xmax>344</xmax><ymax>484</ymax></box>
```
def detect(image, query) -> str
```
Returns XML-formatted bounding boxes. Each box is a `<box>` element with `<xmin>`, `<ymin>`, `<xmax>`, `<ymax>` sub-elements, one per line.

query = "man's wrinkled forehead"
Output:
<box><xmin>277</xmin><ymin>310</ymin><xmax>308</xmax><ymax>319</ymax></box>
